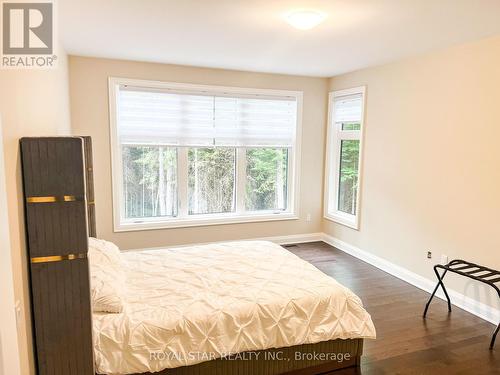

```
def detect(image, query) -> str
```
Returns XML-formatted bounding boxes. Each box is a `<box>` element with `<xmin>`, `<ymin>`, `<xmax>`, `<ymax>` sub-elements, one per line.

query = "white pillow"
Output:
<box><xmin>88</xmin><ymin>237</ymin><xmax>122</xmax><ymax>265</ymax></box>
<box><xmin>88</xmin><ymin>237</ymin><xmax>126</xmax><ymax>313</ymax></box>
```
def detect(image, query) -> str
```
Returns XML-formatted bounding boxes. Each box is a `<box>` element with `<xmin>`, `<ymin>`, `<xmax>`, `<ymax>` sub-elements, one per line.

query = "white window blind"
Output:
<box><xmin>334</xmin><ymin>93</ymin><xmax>363</xmax><ymax>123</ymax></box>
<box><xmin>117</xmin><ymin>86</ymin><xmax>297</xmax><ymax>147</ymax></box>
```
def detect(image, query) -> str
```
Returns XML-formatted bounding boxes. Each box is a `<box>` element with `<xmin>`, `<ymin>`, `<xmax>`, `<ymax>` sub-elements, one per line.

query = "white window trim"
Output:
<box><xmin>324</xmin><ymin>86</ymin><xmax>366</xmax><ymax>230</ymax></box>
<box><xmin>108</xmin><ymin>77</ymin><xmax>303</xmax><ymax>232</ymax></box>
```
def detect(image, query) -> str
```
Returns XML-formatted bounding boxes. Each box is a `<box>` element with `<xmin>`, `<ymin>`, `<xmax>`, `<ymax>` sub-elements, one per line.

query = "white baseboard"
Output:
<box><xmin>321</xmin><ymin>233</ymin><xmax>500</xmax><ymax>325</ymax></box>
<box><xmin>124</xmin><ymin>232</ymin><xmax>324</xmax><ymax>252</ymax></box>
<box><xmin>256</xmin><ymin>232</ymin><xmax>323</xmax><ymax>245</ymax></box>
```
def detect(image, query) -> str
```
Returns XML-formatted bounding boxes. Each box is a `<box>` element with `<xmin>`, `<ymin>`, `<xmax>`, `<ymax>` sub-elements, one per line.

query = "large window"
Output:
<box><xmin>324</xmin><ymin>87</ymin><xmax>365</xmax><ymax>229</ymax></box>
<box><xmin>109</xmin><ymin>78</ymin><xmax>302</xmax><ymax>231</ymax></box>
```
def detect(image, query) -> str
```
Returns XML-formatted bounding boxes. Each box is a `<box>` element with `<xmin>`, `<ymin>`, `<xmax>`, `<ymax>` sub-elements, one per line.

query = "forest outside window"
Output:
<box><xmin>188</xmin><ymin>147</ymin><xmax>236</xmax><ymax>215</ymax></box>
<box><xmin>109</xmin><ymin>78</ymin><xmax>302</xmax><ymax>231</ymax></box>
<box><xmin>324</xmin><ymin>87</ymin><xmax>365</xmax><ymax>229</ymax></box>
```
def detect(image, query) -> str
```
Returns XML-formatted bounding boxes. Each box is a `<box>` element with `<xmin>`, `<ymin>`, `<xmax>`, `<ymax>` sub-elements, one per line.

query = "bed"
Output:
<box><xmin>90</xmin><ymin>240</ymin><xmax>376</xmax><ymax>375</ymax></box>
<box><xmin>20</xmin><ymin>137</ymin><xmax>374</xmax><ymax>375</ymax></box>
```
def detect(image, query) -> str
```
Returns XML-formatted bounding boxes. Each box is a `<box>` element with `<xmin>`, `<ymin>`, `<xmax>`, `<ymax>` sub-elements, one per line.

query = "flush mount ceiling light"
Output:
<box><xmin>284</xmin><ymin>9</ymin><xmax>327</xmax><ymax>30</ymax></box>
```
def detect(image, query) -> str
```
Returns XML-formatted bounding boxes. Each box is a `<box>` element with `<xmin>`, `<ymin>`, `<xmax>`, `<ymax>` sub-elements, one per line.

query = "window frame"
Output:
<box><xmin>324</xmin><ymin>86</ymin><xmax>366</xmax><ymax>230</ymax></box>
<box><xmin>108</xmin><ymin>77</ymin><xmax>302</xmax><ymax>232</ymax></box>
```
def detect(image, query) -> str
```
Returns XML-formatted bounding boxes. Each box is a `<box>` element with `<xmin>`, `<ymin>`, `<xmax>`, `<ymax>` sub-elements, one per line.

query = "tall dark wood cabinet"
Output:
<box><xmin>20</xmin><ymin>137</ymin><xmax>95</xmax><ymax>375</ymax></box>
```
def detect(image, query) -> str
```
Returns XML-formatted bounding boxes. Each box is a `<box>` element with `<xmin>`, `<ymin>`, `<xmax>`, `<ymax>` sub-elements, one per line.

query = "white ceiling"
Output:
<box><xmin>59</xmin><ymin>0</ymin><xmax>500</xmax><ymax>77</ymax></box>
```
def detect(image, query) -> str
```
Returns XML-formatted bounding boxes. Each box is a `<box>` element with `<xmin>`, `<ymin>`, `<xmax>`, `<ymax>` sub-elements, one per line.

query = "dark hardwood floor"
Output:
<box><xmin>286</xmin><ymin>242</ymin><xmax>499</xmax><ymax>375</ymax></box>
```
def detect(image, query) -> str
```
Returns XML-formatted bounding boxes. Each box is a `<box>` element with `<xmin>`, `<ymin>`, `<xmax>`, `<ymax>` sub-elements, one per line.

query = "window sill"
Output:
<box><xmin>114</xmin><ymin>212</ymin><xmax>299</xmax><ymax>232</ymax></box>
<box><xmin>324</xmin><ymin>212</ymin><xmax>359</xmax><ymax>230</ymax></box>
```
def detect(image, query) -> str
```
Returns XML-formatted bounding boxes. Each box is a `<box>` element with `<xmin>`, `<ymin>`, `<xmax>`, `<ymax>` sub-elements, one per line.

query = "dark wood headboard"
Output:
<box><xmin>21</xmin><ymin>137</ymin><xmax>95</xmax><ymax>375</ymax></box>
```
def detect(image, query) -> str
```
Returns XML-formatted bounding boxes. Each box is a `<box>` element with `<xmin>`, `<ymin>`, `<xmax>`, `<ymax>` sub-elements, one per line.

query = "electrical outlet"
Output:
<box><xmin>427</xmin><ymin>251</ymin><xmax>432</xmax><ymax>259</ymax></box>
<box><xmin>306</xmin><ymin>213</ymin><xmax>311</xmax><ymax>222</ymax></box>
<box><xmin>441</xmin><ymin>254</ymin><xmax>449</xmax><ymax>265</ymax></box>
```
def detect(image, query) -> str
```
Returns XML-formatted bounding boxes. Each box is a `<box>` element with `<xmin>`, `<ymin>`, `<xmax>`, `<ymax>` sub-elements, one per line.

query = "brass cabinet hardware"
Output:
<box><xmin>26</xmin><ymin>195</ymin><xmax>84</xmax><ymax>203</ymax></box>
<box><xmin>31</xmin><ymin>253</ymin><xmax>87</xmax><ymax>263</ymax></box>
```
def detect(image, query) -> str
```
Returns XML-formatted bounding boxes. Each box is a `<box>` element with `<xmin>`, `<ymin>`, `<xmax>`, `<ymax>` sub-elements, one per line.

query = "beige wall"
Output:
<box><xmin>68</xmin><ymin>56</ymin><xmax>328</xmax><ymax>250</ymax></box>
<box><xmin>324</xmin><ymin>36</ymin><xmax>500</xmax><ymax>311</ymax></box>
<box><xmin>0</xmin><ymin>47</ymin><xmax>71</xmax><ymax>374</ymax></box>
<box><xmin>0</xmin><ymin>123</ymin><xmax>21</xmax><ymax>375</ymax></box>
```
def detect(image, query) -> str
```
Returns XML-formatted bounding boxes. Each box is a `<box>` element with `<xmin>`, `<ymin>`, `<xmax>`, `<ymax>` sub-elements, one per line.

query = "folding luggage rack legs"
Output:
<box><xmin>423</xmin><ymin>259</ymin><xmax>500</xmax><ymax>349</ymax></box>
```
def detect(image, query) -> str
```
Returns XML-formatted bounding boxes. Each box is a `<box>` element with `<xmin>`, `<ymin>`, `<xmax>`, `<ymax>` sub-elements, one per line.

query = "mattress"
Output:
<box><xmin>93</xmin><ymin>241</ymin><xmax>376</xmax><ymax>374</ymax></box>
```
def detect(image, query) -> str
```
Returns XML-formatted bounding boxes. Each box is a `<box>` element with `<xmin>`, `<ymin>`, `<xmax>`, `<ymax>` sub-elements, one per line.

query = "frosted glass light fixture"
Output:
<box><xmin>285</xmin><ymin>9</ymin><xmax>327</xmax><ymax>30</ymax></box>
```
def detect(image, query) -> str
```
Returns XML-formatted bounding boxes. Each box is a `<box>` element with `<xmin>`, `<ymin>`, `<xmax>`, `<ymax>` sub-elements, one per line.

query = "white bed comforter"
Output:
<box><xmin>93</xmin><ymin>241</ymin><xmax>376</xmax><ymax>374</ymax></box>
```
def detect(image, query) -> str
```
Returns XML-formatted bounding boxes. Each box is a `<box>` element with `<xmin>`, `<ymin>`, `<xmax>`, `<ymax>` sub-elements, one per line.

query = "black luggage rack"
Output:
<box><xmin>423</xmin><ymin>259</ymin><xmax>500</xmax><ymax>349</ymax></box>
